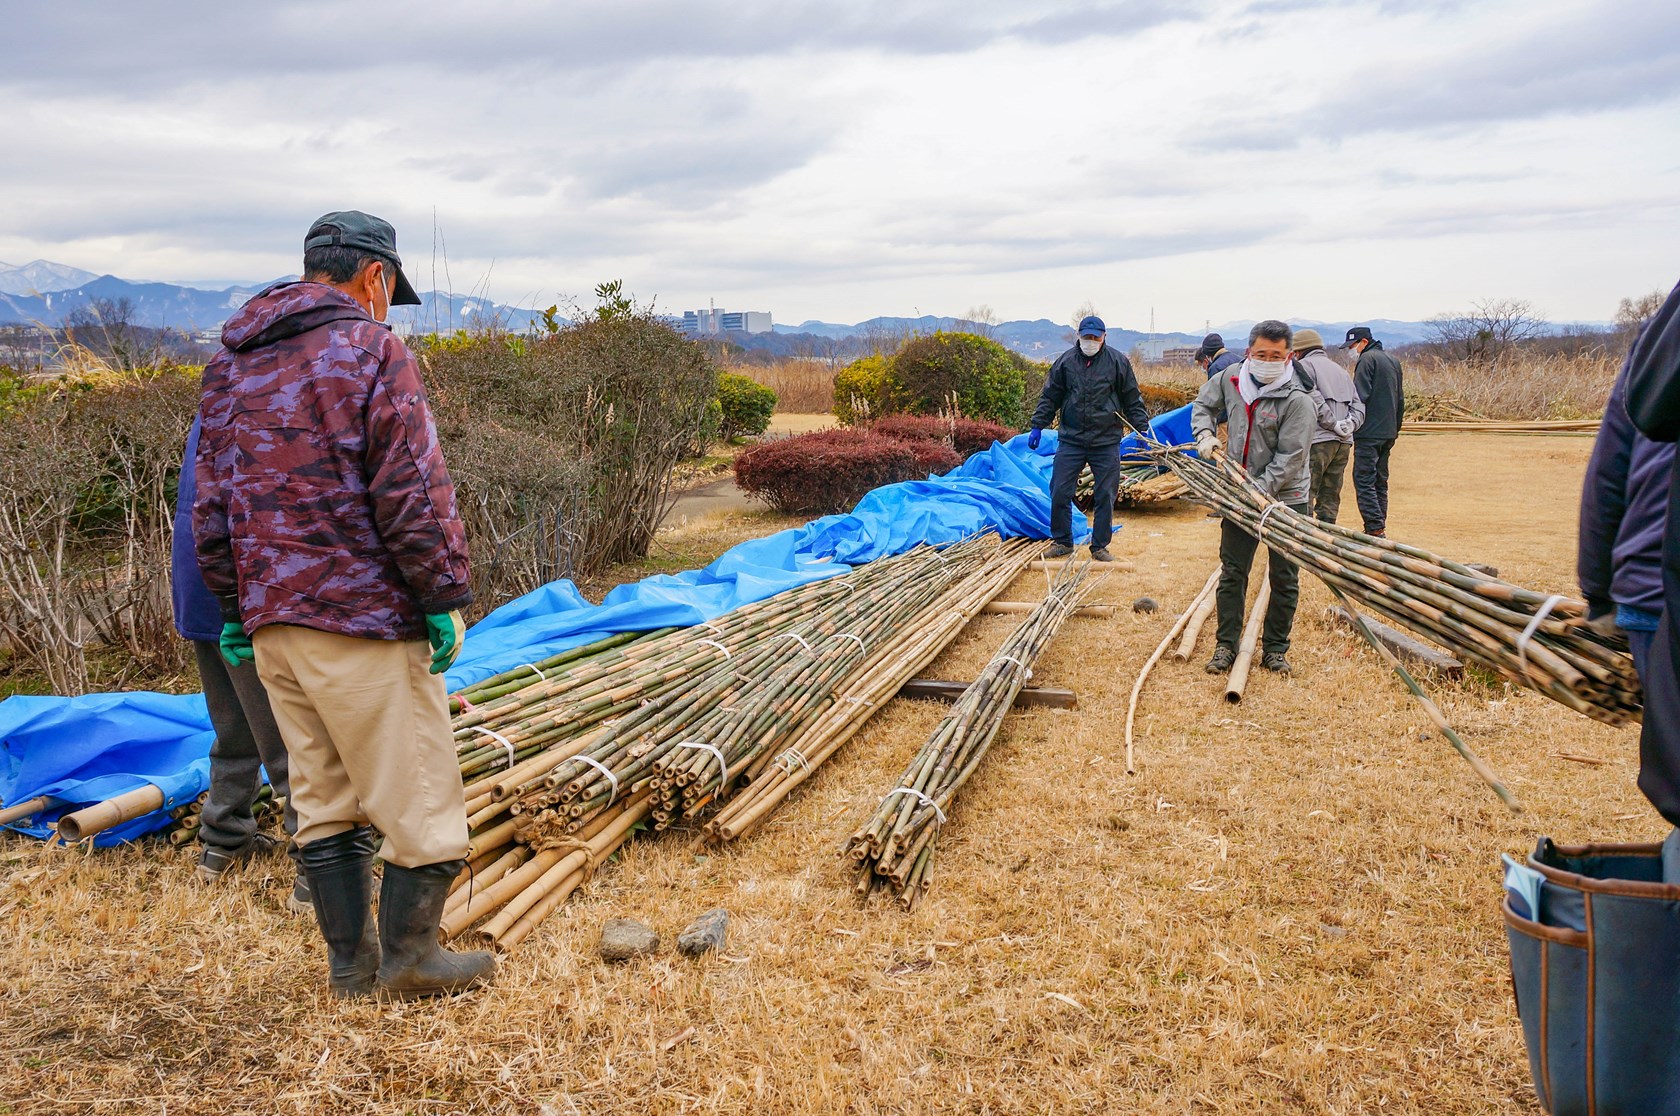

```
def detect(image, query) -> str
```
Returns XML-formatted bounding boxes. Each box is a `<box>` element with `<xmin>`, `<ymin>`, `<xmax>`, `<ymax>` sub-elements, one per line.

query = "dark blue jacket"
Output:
<box><xmin>1030</xmin><ymin>343</ymin><xmax>1151</xmax><ymax>448</ymax></box>
<box><xmin>1578</xmin><ymin>356</ymin><xmax>1671</xmax><ymax>619</ymax></box>
<box><xmin>171</xmin><ymin>416</ymin><xmax>224</xmax><ymax>642</ymax></box>
<box><xmin>1620</xmin><ymin>278</ymin><xmax>1680</xmax><ymax>827</ymax></box>
<box><xmin>1206</xmin><ymin>350</ymin><xmax>1241</xmax><ymax>380</ymax></box>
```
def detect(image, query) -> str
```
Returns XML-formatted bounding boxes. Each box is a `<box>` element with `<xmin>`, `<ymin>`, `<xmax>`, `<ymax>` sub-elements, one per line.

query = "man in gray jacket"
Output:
<box><xmin>1191</xmin><ymin>319</ymin><xmax>1317</xmax><ymax>676</ymax></box>
<box><xmin>1343</xmin><ymin>326</ymin><xmax>1405</xmax><ymax>537</ymax></box>
<box><xmin>1292</xmin><ymin>328</ymin><xmax>1364</xmax><ymax>523</ymax></box>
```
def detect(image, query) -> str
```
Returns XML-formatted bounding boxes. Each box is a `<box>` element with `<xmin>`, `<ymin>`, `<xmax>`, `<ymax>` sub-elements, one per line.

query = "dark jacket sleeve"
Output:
<box><xmin>363</xmin><ymin>339</ymin><xmax>474</xmax><ymax>614</ymax></box>
<box><xmin>1030</xmin><ymin>356</ymin><xmax>1067</xmax><ymax>431</ymax></box>
<box><xmin>1114</xmin><ymin>354</ymin><xmax>1151</xmax><ymax>434</ymax></box>
<box><xmin>1628</xmin><ymin>280</ymin><xmax>1680</xmax><ymax>441</ymax></box>
<box><xmin>190</xmin><ymin>364</ymin><xmax>242</xmax><ymax>624</ymax></box>
<box><xmin>1578</xmin><ymin>363</ymin><xmax>1636</xmax><ymax>617</ymax></box>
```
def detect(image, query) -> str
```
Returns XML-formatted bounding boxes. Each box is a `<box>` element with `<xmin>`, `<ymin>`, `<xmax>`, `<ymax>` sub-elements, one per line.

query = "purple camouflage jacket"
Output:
<box><xmin>193</xmin><ymin>281</ymin><xmax>472</xmax><ymax>641</ymax></box>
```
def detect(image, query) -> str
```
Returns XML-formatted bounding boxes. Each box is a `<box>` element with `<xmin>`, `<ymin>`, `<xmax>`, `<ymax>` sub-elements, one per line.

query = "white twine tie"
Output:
<box><xmin>995</xmin><ymin>654</ymin><xmax>1034</xmax><ymax>680</ymax></box>
<box><xmin>673</xmin><ymin>741</ymin><xmax>731</xmax><ymax>786</ymax></box>
<box><xmin>518</xmin><ymin>662</ymin><xmax>546</xmax><ymax>681</ymax></box>
<box><xmin>567</xmin><ymin>754</ymin><xmax>621</xmax><ymax>807</ymax></box>
<box><xmin>470</xmin><ymin>726</ymin><xmax>516</xmax><ymax>771</ymax></box>
<box><xmin>778</xmin><ymin>632</ymin><xmax>815</xmax><ymax>656</ymax></box>
<box><xmin>1516</xmin><ymin>595</ymin><xmax>1567</xmax><ymax>682</ymax></box>
<box><xmin>886</xmin><ymin>786</ymin><xmax>947</xmax><ymax>825</ymax></box>
<box><xmin>831</xmin><ymin>633</ymin><xmax>865</xmax><ymax>653</ymax></box>
<box><xmin>697</xmin><ymin>639</ymin><xmax>732</xmax><ymax>660</ymax></box>
<box><xmin>775</xmin><ymin>747</ymin><xmax>810</xmax><ymax>774</ymax></box>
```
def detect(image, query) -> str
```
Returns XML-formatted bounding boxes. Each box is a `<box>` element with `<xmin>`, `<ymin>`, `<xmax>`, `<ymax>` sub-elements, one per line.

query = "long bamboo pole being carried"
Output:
<box><xmin>1125</xmin><ymin>569</ymin><xmax>1219</xmax><ymax>773</ymax></box>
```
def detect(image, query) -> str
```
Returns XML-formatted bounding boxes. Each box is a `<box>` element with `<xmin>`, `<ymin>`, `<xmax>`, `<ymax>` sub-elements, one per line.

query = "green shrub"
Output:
<box><xmin>716</xmin><ymin>372</ymin><xmax>777</xmax><ymax>441</ymax></box>
<box><xmin>833</xmin><ymin>354</ymin><xmax>900</xmax><ymax>425</ymax></box>
<box><xmin>889</xmin><ymin>331</ymin><xmax>1031</xmax><ymax>427</ymax></box>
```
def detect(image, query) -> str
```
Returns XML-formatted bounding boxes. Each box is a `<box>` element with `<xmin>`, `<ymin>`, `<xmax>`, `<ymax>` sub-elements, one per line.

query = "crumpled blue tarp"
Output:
<box><xmin>0</xmin><ymin>407</ymin><xmax>1190</xmax><ymax>843</ymax></box>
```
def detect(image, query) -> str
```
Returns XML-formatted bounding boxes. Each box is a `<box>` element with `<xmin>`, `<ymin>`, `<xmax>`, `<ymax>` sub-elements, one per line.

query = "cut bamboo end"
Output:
<box><xmin>55</xmin><ymin>785</ymin><xmax>164</xmax><ymax>843</ymax></box>
<box><xmin>1224</xmin><ymin>580</ymin><xmax>1271</xmax><ymax>704</ymax></box>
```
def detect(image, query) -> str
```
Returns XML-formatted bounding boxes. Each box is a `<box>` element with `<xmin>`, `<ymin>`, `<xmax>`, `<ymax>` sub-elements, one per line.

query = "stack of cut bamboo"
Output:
<box><xmin>843</xmin><ymin>561</ymin><xmax>1095</xmax><ymax>909</ymax></box>
<box><xmin>1161</xmin><ymin>448</ymin><xmax>1640</xmax><ymax>725</ymax></box>
<box><xmin>161</xmin><ymin>786</ymin><xmax>283</xmax><ymax>847</ymax></box>
<box><xmin>441</xmin><ymin>535</ymin><xmax>1037</xmax><ymax>949</ymax></box>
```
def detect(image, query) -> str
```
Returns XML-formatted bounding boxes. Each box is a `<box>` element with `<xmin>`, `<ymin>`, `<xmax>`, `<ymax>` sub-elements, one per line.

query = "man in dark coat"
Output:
<box><xmin>1027</xmin><ymin>315</ymin><xmax>1152</xmax><ymax>562</ymax></box>
<box><xmin>172</xmin><ymin>417</ymin><xmax>307</xmax><ymax>911</ymax></box>
<box><xmin>1343</xmin><ymin>326</ymin><xmax>1404</xmax><ymax>537</ymax></box>
<box><xmin>1622</xmin><ymin>279</ymin><xmax>1680</xmax><ymax>846</ymax></box>
<box><xmin>1196</xmin><ymin>332</ymin><xmax>1242</xmax><ymax>380</ymax></box>
<box><xmin>194</xmin><ymin>211</ymin><xmax>494</xmax><ymax>1000</ymax></box>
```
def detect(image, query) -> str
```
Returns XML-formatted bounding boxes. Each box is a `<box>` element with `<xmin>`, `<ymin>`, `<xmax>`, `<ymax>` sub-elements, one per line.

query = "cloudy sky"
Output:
<box><xmin>2</xmin><ymin>0</ymin><xmax>1676</xmax><ymax>330</ymax></box>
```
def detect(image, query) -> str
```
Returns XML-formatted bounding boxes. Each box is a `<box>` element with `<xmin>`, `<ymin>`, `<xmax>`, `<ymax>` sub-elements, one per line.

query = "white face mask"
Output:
<box><xmin>1079</xmin><ymin>338</ymin><xmax>1102</xmax><ymax>357</ymax></box>
<box><xmin>1247</xmin><ymin>357</ymin><xmax>1288</xmax><ymax>384</ymax></box>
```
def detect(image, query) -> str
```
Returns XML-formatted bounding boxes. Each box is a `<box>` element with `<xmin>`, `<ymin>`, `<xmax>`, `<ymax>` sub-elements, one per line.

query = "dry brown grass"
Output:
<box><xmin>734</xmin><ymin>360</ymin><xmax>838</xmax><ymax>414</ymax></box>
<box><xmin>0</xmin><ymin>434</ymin><xmax>1644</xmax><ymax>1114</ymax></box>
<box><xmin>1405</xmin><ymin>352</ymin><xmax>1619</xmax><ymax>421</ymax></box>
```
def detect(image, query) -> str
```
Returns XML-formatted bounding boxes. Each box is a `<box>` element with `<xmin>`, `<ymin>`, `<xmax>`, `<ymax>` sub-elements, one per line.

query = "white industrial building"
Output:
<box><xmin>680</xmin><ymin>306</ymin><xmax>773</xmax><ymax>335</ymax></box>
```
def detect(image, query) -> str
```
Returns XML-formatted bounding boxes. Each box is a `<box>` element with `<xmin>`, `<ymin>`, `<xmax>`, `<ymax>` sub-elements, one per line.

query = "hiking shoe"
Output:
<box><xmin>286</xmin><ymin>874</ymin><xmax>313</xmax><ymax>917</ymax></box>
<box><xmin>1205</xmin><ymin>646</ymin><xmax>1237</xmax><ymax>674</ymax></box>
<box><xmin>1044</xmin><ymin>543</ymin><xmax>1075</xmax><ymax>559</ymax></box>
<box><xmin>195</xmin><ymin>831</ymin><xmax>282</xmax><ymax>883</ymax></box>
<box><xmin>1090</xmin><ymin>547</ymin><xmax>1114</xmax><ymax>563</ymax></box>
<box><xmin>1261</xmin><ymin>652</ymin><xmax>1292</xmax><ymax>674</ymax></box>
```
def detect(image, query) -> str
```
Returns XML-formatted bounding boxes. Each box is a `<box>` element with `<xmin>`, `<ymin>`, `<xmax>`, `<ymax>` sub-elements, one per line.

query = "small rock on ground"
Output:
<box><xmin>677</xmin><ymin>908</ymin><xmax>729</xmax><ymax>956</ymax></box>
<box><xmin>1132</xmin><ymin>597</ymin><xmax>1159</xmax><ymax>614</ymax></box>
<box><xmin>599</xmin><ymin>917</ymin><xmax>660</xmax><ymax>962</ymax></box>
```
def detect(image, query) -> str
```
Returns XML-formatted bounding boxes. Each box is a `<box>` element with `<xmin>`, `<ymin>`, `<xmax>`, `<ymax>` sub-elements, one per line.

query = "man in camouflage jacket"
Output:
<box><xmin>194</xmin><ymin>211</ymin><xmax>493</xmax><ymax>1001</ymax></box>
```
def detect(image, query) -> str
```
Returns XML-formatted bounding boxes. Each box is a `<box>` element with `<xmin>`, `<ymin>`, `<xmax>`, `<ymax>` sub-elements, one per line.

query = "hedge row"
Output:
<box><xmin>734</xmin><ymin>427</ymin><xmax>963</xmax><ymax>515</ymax></box>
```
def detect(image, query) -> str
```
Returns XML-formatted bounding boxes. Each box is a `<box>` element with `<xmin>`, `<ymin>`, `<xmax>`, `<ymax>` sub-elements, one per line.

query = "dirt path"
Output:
<box><xmin>0</xmin><ymin>433</ymin><xmax>1629</xmax><ymax>1114</ymax></box>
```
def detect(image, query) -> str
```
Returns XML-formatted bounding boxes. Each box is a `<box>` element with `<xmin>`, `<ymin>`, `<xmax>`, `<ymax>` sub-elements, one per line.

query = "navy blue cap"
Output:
<box><xmin>1341</xmin><ymin>326</ymin><xmax>1374</xmax><ymax>349</ymax></box>
<box><xmin>1078</xmin><ymin>315</ymin><xmax>1106</xmax><ymax>337</ymax></box>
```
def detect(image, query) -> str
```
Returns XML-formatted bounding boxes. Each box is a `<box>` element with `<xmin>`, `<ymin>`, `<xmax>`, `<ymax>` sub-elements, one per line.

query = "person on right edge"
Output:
<box><xmin>1191</xmin><ymin>319</ymin><xmax>1317</xmax><ymax>676</ymax></box>
<box><xmin>1292</xmin><ymin>328</ymin><xmax>1363</xmax><ymax>522</ymax></box>
<box><xmin>1343</xmin><ymin>325</ymin><xmax>1404</xmax><ymax>537</ymax></box>
<box><xmin>195</xmin><ymin>211</ymin><xmax>494</xmax><ymax>1001</ymax></box>
<box><xmin>1619</xmin><ymin>277</ymin><xmax>1680</xmax><ymax>878</ymax></box>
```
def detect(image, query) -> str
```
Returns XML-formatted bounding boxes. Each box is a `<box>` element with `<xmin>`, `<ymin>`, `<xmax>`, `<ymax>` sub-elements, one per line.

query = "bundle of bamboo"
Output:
<box><xmin>1159</xmin><ymin>448</ymin><xmax>1640</xmax><ymax>725</ymax></box>
<box><xmin>842</xmin><ymin>561</ymin><xmax>1095</xmax><ymax>909</ymax></box>
<box><xmin>443</xmin><ymin>534</ymin><xmax>1040</xmax><ymax>949</ymax></box>
<box><xmin>160</xmin><ymin>786</ymin><xmax>284</xmax><ymax>847</ymax></box>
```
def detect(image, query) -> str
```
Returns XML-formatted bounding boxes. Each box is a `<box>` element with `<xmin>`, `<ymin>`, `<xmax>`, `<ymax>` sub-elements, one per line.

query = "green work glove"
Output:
<box><xmin>219</xmin><ymin>621</ymin><xmax>255</xmax><ymax>668</ymax></box>
<box><xmin>426</xmin><ymin>610</ymin><xmax>465</xmax><ymax>675</ymax></box>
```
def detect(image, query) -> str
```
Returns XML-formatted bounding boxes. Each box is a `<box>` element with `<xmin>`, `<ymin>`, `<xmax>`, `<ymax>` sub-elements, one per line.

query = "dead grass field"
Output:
<box><xmin>0</xmin><ymin>433</ymin><xmax>1644</xmax><ymax>1115</ymax></box>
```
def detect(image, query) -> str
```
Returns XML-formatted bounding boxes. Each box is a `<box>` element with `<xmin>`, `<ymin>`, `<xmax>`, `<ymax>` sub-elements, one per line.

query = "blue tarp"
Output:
<box><xmin>0</xmin><ymin>409</ymin><xmax>1191</xmax><ymax>843</ymax></box>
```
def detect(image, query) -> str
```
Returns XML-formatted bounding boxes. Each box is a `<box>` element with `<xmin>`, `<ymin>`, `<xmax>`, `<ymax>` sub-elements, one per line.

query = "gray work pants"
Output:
<box><xmin>1309</xmin><ymin>441</ymin><xmax>1351</xmax><ymax>523</ymax></box>
<box><xmin>194</xmin><ymin>640</ymin><xmax>298</xmax><ymax>852</ymax></box>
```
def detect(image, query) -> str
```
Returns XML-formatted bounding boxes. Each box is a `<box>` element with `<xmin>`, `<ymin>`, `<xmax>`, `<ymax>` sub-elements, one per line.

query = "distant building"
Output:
<box><xmin>680</xmin><ymin>306</ymin><xmax>773</xmax><ymax>335</ymax></box>
<box><xmin>1163</xmin><ymin>346</ymin><xmax>1201</xmax><ymax>364</ymax></box>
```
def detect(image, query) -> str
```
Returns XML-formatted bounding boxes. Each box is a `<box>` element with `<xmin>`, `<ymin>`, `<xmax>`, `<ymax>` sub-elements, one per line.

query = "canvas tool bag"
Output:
<box><xmin>1504</xmin><ymin>838</ymin><xmax>1680</xmax><ymax>1115</ymax></box>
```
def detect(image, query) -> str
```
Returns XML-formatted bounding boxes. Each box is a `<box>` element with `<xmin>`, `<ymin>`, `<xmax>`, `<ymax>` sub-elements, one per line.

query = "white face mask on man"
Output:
<box><xmin>1079</xmin><ymin>337</ymin><xmax>1103</xmax><ymax>357</ymax></box>
<box><xmin>1246</xmin><ymin>357</ymin><xmax>1288</xmax><ymax>384</ymax></box>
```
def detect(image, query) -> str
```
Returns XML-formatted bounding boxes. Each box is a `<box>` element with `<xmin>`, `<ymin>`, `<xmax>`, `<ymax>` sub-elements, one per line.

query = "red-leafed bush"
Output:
<box><xmin>869</xmin><ymin>414</ymin><xmax>1013</xmax><ymax>458</ymax></box>
<box><xmin>735</xmin><ymin>429</ymin><xmax>952</xmax><ymax>515</ymax></box>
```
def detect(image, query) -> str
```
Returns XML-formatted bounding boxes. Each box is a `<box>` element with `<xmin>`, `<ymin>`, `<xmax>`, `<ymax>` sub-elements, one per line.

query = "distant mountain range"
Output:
<box><xmin>0</xmin><ymin>258</ymin><xmax>1608</xmax><ymax>357</ymax></box>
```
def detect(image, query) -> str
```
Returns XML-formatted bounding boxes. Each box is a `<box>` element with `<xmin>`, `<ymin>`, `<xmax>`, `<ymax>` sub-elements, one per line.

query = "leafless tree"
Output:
<box><xmin>964</xmin><ymin>304</ymin><xmax>1000</xmax><ymax>339</ymax></box>
<box><xmin>1615</xmin><ymin>289</ymin><xmax>1667</xmax><ymax>350</ymax></box>
<box><xmin>1427</xmin><ymin>298</ymin><xmax>1547</xmax><ymax>364</ymax></box>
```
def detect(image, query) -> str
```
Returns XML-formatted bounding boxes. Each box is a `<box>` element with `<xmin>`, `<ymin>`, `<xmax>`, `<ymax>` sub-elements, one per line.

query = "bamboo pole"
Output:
<box><xmin>1125</xmin><ymin>569</ymin><xmax>1219</xmax><ymax>773</ymax></box>
<box><xmin>1330</xmin><ymin>585</ymin><xmax>1523</xmax><ymax>812</ymax></box>
<box><xmin>0</xmin><ymin>796</ymin><xmax>54</xmax><ymax>826</ymax></box>
<box><xmin>1224</xmin><ymin>578</ymin><xmax>1270</xmax><ymax>704</ymax></box>
<box><xmin>56</xmin><ymin>785</ymin><xmax>165</xmax><ymax>842</ymax></box>
<box><xmin>982</xmin><ymin>601</ymin><xmax>1114</xmax><ymax>618</ymax></box>
<box><xmin>1172</xmin><ymin>587</ymin><xmax>1219</xmax><ymax>662</ymax></box>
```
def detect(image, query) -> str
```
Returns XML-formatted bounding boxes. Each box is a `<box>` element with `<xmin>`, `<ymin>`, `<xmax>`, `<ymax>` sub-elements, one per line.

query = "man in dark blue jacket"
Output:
<box><xmin>1623</xmin><ymin>279</ymin><xmax>1680</xmax><ymax>845</ymax></box>
<box><xmin>1578</xmin><ymin>356</ymin><xmax>1671</xmax><ymax>679</ymax></box>
<box><xmin>1196</xmin><ymin>333</ymin><xmax>1241</xmax><ymax>380</ymax></box>
<box><xmin>172</xmin><ymin>416</ymin><xmax>306</xmax><ymax>912</ymax></box>
<box><xmin>1028</xmin><ymin>315</ymin><xmax>1152</xmax><ymax>562</ymax></box>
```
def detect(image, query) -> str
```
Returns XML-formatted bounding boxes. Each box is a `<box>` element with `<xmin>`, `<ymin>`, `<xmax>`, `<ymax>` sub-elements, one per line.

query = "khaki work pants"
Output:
<box><xmin>253</xmin><ymin>624</ymin><xmax>469</xmax><ymax>867</ymax></box>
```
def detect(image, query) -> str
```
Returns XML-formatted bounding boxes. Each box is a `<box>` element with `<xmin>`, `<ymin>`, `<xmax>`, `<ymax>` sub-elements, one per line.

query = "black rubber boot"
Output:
<box><xmin>297</xmin><ymin>826</ymin><xmax>381</xmax><ymax>999</ymax></box>
<box><xmin>376</xmin><ymin>860</ymin><xmax>496</xmax><ymax>1000</ymax></box>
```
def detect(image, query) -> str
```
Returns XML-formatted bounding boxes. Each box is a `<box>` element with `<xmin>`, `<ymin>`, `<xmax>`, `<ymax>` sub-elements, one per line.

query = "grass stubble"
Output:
<box><xmin>0</xmin><ymin>434</ymin><xmax>1641</xmax><ymax>1114</ymax></box>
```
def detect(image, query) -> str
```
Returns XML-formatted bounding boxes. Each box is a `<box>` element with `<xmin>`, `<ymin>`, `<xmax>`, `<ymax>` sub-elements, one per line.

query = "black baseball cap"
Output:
<box><xmin>1341</xmin><ymin>326</ymin><xmax>1373</xmax><ymax>349</ymax></box>
<box><xmin>304</xmin><ymin>211</ymin><xmax>422</xmax><ymax>305</ymax></box>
